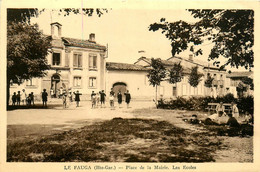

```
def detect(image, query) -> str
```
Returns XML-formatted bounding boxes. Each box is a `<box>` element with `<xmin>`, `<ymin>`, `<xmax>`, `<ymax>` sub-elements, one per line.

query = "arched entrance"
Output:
<box><xmin>112</xmin><ymin>82</ymin><xmax>127</xmax><ymax>98</ymax></box>
<box><xmin>51</xmin><ymin>74</ymin><xmax>61</xmax><ymax>98</ymax></box>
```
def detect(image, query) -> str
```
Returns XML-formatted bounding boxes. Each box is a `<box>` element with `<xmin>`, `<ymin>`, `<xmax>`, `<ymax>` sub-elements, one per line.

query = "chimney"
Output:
<box><xmin>50</xmin><ymin>22</ymin><xmax>62</xmax><ymax>39</ymax></box>
<box><xmin>189</xmin><ymin>54</ymin><xmax>193</xmax><ymax>61</ymax></box>
<box><xmin>138</xmin><ymin>50</ymin><xmax>146</xmax><ymax>58</ymax></box>
<box><xmin>89</xmin><ymin>33</ymin><xmax>95</xmax><ymax>42</ymax></box>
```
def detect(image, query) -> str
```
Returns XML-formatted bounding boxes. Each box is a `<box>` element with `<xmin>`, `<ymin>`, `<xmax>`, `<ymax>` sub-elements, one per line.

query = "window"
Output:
<box><xmin>52</xmin><ymin>53</ymin><xmax>61</xmax><ymax>66</ymax></box>
<box><xmin>73</xmin><ymin>77</ymin><xmax>82</xmax><ymax>87</ymax></box>
<box><xmin>172</xmin><ymin>86</ymin><xmax>177</xmax><ymax>96</ymax></box>
<box><xmin>89</xmin><ymin>77</ymin><xmax>97</xmax><ymax>87</ymax></box>
<box><xmin>73</xmin><ymin>53</ymin><xmax>82</xmax><ymax>67</ymax></box>
<box><xmin>26</xmin><ymin>78</ymin><xmax>36</xmax><ymax>86</ymax></box>
<box><xmin>89</xmin><ymin>54</ymin><xmax>97</xmax><ymax>69</ymax></box>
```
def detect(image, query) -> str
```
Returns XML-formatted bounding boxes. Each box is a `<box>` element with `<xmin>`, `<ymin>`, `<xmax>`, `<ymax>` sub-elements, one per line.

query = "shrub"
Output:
<box><xmin>157</xmin><ymin>94</ymin><xmax>254</xmax><ymax>115</ymax></box>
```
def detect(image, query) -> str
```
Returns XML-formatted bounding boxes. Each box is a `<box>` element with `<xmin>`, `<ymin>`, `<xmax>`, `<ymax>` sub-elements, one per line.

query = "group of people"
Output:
<box><xmin>91</xmin><ymin>89</ymin><xmax>131</xmax><ymax>109</ymax></box>
<box><xmin>189</xmin><ymin>101</ymin><xmax>253</xmax><ymax>127</ymax></box>
<box><xmin>11</xmin><ymin>89</ymin><xmax>34</xmax><ymax>106</ymax></box>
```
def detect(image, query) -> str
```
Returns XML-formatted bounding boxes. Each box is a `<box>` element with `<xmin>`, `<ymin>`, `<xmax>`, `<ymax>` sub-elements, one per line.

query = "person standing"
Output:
<box><xmin>110</xmin><ymin>88</ymin><xmax>115</xmax><ymax>96</ymax></box>
<box><xmin>216</xmin><ymin>101</ymin><xmax>225</xmax><ymax>116</ymax></box>
<box><xmin>30</xmin><ymin>92</ymin><xmax>35</xmax><ymax>106</ymax></box>
<box><xmin>59</xmin><ymin>87</ymin><xmax>63</xmax><ymax>98</ymax></box>
<box><xmin>74</xmin><ymin>90</ymin><xmax>82</xmax><ymax>107</ymax></box>
<box><xmin>21</xmin><ymin>89</ymin><xmax>27</xmax><ymax>105</ymax></box>
<box><xmin>99</xmin><ymin>90</ymin><xmax>106</xmax><ymax>108</ymax></box>
<box><xmin>42</xmin><ymin>89</ymin><xmax>48</xmax><ymax>107</ymax></box>
<box><xmin>27</xmin><ymin>93</ymin><xmax>32</xmax><ymax>106</ymax></box>
<box><xmin>16</xmin><ymin>91</ymin><xmax>21</xmax><ymax>106</ymax></box>
<box><xmin>117</xmin><ymin>91</ymin><xmax>122</xmax><ymax>108</ymax></box>
<box><xmin>124</xmin><ymin>90</ymin><xmax>131</xmax><ymax>108</ymax></box>
<box><xmin>109</xmin><ymin>93</ymin><xmax>115</xmax><ymax>108</ymax></box>
<box><xmin>50</xmin><ymin>88</ymin><xmax>54</xmax><ymax>98</ymax></box>
<box><xmin>96</xmin><ymin>92</ymin><xmax>100</xmax><ymax>107</ymax></box>
<box><xmin>11</xmin><ymin>92</ymin><xmax>17</xmax><ymax>106</ymax></box>
<box><xmin>91</xmin><ymin>91</ymin><xmax>96</xmax><ymax>109</ymax></box>
<box><xmin>62</xmin><ymin>93</ymin><xmax>67</xmax><ymax>108</ymax></box>
<box><xmin>231</xmin><ymin>101</ymin><xmax>239</xmax><ymax>119</ymax></box>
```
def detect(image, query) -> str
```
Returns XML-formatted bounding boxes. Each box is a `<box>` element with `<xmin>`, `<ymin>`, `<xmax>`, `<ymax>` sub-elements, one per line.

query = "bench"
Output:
<box><xmin>207</xmin><ymin>103</ymin><xmax>232</xmax><ymax>115</ymax></box>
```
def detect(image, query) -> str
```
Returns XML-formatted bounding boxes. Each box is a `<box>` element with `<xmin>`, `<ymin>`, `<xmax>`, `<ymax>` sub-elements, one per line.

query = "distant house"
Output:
<box><xmin>106</xmin><ymin>55</ymin><xmax>228</xmax><ymax>100</ymax></box>
<box><xmin>226</xmin><ymin>71</ymin><xmax>254</xmax><ymax>98</ymax></box>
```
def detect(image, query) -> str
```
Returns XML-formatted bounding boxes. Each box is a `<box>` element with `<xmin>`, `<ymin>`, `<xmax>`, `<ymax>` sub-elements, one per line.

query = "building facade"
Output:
<box><xmin>9</xmin><ymin>22</ymin><xmax>253</xmax><ymax>102</ymax></box>
<box><xmin>10</xmin><ymin>22</ymin><xmax>107</xmax><ymax>101</ymax></box>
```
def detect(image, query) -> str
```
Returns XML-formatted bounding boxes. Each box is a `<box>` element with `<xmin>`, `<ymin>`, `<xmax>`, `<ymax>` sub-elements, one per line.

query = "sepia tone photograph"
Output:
<box><xmin>1</xmin><ymin>1</ymin><xmax>259</xmax><ymax>171</ymax></box>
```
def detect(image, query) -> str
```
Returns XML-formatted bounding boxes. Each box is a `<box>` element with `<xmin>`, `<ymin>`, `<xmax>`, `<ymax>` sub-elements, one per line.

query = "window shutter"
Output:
<box><xmin>73</xmin><ymin>54</ymin><xmax>77</xmax><ymax>67</ymax></box>
<box><xmin>78</xmin><ymin>54</ymin><xmax>82</xmax><ymax>67</ymax></box>
<box><xmin>89</xmin><ymin>55</ymin><xmax>93</xmax><ymax>68</ymax></box>
<box><xmin>93</xmin><ymin>56</ymin><xmax>97</xmax><ymax>68</ymax></box>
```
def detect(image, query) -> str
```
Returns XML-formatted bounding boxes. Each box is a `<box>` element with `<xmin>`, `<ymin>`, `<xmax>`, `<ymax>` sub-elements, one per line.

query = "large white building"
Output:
<box><xmin>10</xmin><ymin>22</ymin><xmax>252</xmax><ymax>102</ymax></box>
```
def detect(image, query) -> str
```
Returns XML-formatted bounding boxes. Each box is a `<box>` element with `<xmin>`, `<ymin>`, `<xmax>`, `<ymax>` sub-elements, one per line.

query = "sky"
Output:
<box><xmin>30</xmin><ymin>8</ymin><xmax>243</xmax><ymax>71</ymax></box>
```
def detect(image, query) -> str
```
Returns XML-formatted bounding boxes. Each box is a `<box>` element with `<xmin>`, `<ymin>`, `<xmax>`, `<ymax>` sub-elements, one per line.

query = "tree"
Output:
<box><xmin>188</xmin><ymin>66</ymin><xmax>203</xmax><ymax>87</ymax></box>
<box><xmin>7</xmin><ymin>22</ymin><xmax>51</xmax><ymax>106</ymax></box>
<box><xmin>168</xmin><ymin>62</ymin><xmax>184</xmax><ymax>84</ymax></box>
<box><xmin>242</xmin><ymin>77</ymin><xmax>254</xmax><ymax>90</ymax></box>
<box><xmin>149</xmin><ymin>10</ymin><xmax>254</xmax><ymax>70</ymax></box>
<box><xmin>7</xmin><ymin>8</ymin><xmax>109</xmax><ymax>23</ymax></box>
<box><xmin>204</xmin><ymin>73</ymin><xmax>214</xmax><ymax>88</ymax></box>
<box><xmin>147</xmin><ymin>58</ymin><xmax>166</xmax><ymax>106</ymax></box>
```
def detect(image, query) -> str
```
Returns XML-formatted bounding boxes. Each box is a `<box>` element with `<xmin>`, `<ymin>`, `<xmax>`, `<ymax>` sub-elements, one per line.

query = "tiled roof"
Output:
<box><xmin>106</xmin><ymin>62</ymin><xmax>150</xmax><ymax>71</ymax></box>
<box><xmin>62</xmin><ymin>37</ymin><xmax>106</xmax><ymax>51</ymax></box>
<box><xmin>226</xmin><ymin>71</ymin><xmax>253</xmax><ymax>78</ymax></box>
<box><xmin>135</xmin><ymin>57</ymin><xmax>176</xmax><ymax>66</ymax></box>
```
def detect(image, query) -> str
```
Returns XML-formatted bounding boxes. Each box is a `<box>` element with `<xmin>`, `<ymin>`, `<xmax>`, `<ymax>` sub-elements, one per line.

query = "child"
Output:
<box><xmin>91</xmin><ymin>91</ymin><xmax>96</xmax><ymax>109</ymax></box>
<box><xmin>74</xmin><ymin>90</ymin><xmax>82</xmax><ymax>107</ymax></box>
<box><xmin>99</xmin><ymin>90</ymin><xmax>106</xmax><ymax>108</ymax></box>
<box><xmin>42</xmin><ymin>89</ymin><xmax>48</xmax><ymax>107</ymax></box>
<box><xmin>62</xmin><ymin>93</ymin><xmax>67</xmax><ymax>108</ymax></box>
<box><xmin>16</xmin><ymin>91</ymin><xmax>21</xmax><ymax>106</ymax></box>
<box><xmin>30</xmin><ymin>92</ymin><xmax>35</xmax><ymax>106</ymax></box>
<box><xmin>12</xmin><ymin>92</ymin><xmax>17</xmax><ymax>106</ymax></box>
<box><xmin>117</xmin><ymin>91</ymin><xmax>122</xmax><ymax>108</ymax></box>
<box><xmin>124</xmin><ymin>90</ymin><xmax>131</xmax><ymax>108</ymax></box>
<box><xmin>109</xmin><ymin>93</ymin><xmax>114</xmax><ymax>108</ymax></box>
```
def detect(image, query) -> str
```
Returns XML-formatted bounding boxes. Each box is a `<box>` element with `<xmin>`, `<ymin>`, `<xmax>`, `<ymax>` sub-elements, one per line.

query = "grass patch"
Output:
<box><xmin>7</xmin><ymin>118</ymin><xmax>221</xmax><ymax>162</ymax></box>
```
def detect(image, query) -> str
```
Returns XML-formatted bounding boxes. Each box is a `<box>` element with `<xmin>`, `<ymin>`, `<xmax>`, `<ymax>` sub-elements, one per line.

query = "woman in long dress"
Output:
<box><xmin>231</xmin><ymin>101</ymin><xmax>239</xmax><ymax>119</ymax></box>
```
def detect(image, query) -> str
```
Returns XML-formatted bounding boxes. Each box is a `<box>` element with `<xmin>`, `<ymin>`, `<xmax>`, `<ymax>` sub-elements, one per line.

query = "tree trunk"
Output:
<box><xmin>155</xmin><ymin>85</ymin><xmax>158</xmax><ymax>108</ymax></box>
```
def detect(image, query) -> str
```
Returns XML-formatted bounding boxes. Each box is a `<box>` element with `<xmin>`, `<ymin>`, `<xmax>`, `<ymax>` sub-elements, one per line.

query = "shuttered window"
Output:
<box><xmin>73</xmin><ymin>53</ymin><xmax>82</xmax><ymax>67</ymax></box>
<box><xmin>89</xmin><ymin>54</ymin><xmax>97</xmax><ymax>69</ymax></box>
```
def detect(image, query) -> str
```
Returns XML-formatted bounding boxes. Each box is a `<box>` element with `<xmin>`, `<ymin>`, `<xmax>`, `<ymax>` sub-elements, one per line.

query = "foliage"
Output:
<box><xmin>7</xmin><ymin>8</ymin><xmax>109</xmax><ymax>23</ymax></box>
<box><xmin>204</xmin><ymin>74</ymin><xmax>214</xmax><ymax>88</ymax></box>
<box><xmin>168</xmin><ymin>62</ymin><xmax>184</xmax><ymax>84</ymax></box>
<box><xmin>237</xmin><ymin>96</ymin><xmax>254</xmax><ymax>115</ymax></box>
<box><xmin>7</xmin><ymin>22</ymin><xmax>51</xmax><ymax>82</ymax></box>
<box><xmin>242</xmin><ymin>77</ymin><xmax>254</xmax><ymax>90</ymax></box>
<box><xmin>7</xmin><ymin>9</ymin><xmax>40</xmax><ymax>23</ymax></box>
<box><xmin>157</xmin><ymin>94</ymin><xmax>253</xmax><ymax>115</ymax></box>
<box><xmin>149</xmin><ymin>10</ymin><xmax>254</xmax><ymax>70</ymax></box>
<box><xmin>147</xmin><ymin>58</ymin><xmax>166</xmax><ymax>87</ymax></box>
<box><xmin>188</xmin><ymin>66</ymin><xmax>203</xmax><ymax>87</ymax></box>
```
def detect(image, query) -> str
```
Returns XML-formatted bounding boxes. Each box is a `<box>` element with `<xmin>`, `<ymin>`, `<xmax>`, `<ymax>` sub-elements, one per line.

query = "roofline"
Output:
<box><xmin>203</xmin><ymin>66</ymin><xmax>226</xmax><ymax>71</ymax></box>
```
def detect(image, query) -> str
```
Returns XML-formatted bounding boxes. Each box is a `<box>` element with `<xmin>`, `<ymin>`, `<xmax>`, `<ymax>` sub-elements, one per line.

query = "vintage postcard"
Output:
<box><xmin>0</xmin><ymin>0</ymin><xmax>259</xmax><ymax>172</ymax></box>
